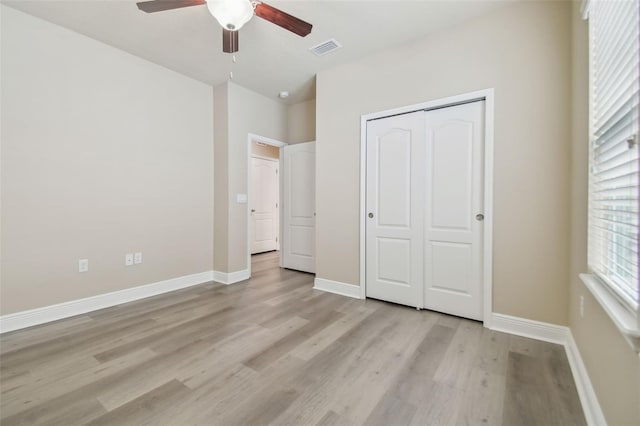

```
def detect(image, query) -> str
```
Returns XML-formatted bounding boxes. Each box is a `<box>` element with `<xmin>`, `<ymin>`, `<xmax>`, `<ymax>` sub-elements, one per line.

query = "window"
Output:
<box><xmin>583</xmin><ymin>0</ymin><xmax>640</xmax><ymax>349</ymax></box>
<box><xmin>587</xmin><ymin>0</ymin><xmax>639</xmax><ymax>312</ymax></box>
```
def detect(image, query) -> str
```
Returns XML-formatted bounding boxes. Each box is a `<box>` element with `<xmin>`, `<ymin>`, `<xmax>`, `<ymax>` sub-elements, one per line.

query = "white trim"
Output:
<box><xmin>580</xmin><ymin>273</ymin><xmax>640</xmax><ymax>352</ymax></box>
<box><xmin>359</xmin><ymin>116</ymin><xmax>367</xmax><ymax>301</ymax></box>
<box><xmin>251</xmin><ymin>154</ymin><xmax>279</xmax><ymax>162</ymax></box>
<box><xmin>359</xmin><ymin>88</ymin><xmax>495</xmax><ymax>326</ymax></box>
<box><xmin>489</xmin><ymin>313</ymin><xmax>569</xmax><ymax>345</ymax></box>
<box><xmin>212</xmin><ymin>269</ymin><xmax>250</xmax><ymax>285</ymax></box>
<box><xmin>313</xmin><ymin>278</ymin><xmax>363</xmax><ymax>299</ymax></box>
<box><xmin>488</xmin><ymin>313</ymin><xmax>605</xmax><ymax>426</ymax></box>
<box><xmin>0</xmin><ymin>271</ymin><xmax>214</xmax><ymax>334</ymax></box>
<box><xmin>482</xmin><ymin>92</ymin><xmax>495</xmax><ymax>328</ymax></box>
<box><xmin>581</xmin><ymin>0</ymin><xmax>591</xmax><ymax>20</ymax></box>
<box><xmin>247</xmin><ymin>133</ymin><xmax>288</xmax><ymax>274</ymax></box>
<box><xmin>360</xmin><ymin>89</ymin><xmax>494</xmax><ymax>122</ymax></box>
<box><xmin>565</xmin><ymin>332</ymin><xmax>608</xmax><ymax>426</ymax></box>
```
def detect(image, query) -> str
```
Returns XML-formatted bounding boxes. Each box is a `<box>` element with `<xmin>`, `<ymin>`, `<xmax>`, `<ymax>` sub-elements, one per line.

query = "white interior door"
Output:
<box><xmin>283</xmin><ymin>142</ymin><xmax>315</xmax><ymax>273</ymax></box>
<box><xmin>365</xmin><ymin>111</ymin><xmax>425</xmax><ymax>307</ymax></box>
<box><xmin>423</xmin><ymin>101</ymin><xmax>484</xmax><ymax>320</ymax></box>
<box><xmin>364</xmin><ymin>101</ymin><xmax>485</xmax><ymax>321</ymax></box>
<box><xmin>251</xmin><ymin>157</ymin><xmax>279</xmax><ymax>254</ymax></box>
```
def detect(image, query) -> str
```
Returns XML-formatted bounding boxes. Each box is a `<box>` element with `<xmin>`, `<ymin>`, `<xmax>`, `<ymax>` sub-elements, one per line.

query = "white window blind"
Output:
<box><xmin>588</xmin><ymin>0</ymin><xmax>640</xmax><ymax>311</ymax></box>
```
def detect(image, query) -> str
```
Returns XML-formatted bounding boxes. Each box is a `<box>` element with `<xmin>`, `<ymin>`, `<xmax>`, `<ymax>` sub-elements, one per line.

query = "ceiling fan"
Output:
<box><xmin>136</xmin><ymin>0</ymin><xmax>313</xmax><ymax>53</ymax></box>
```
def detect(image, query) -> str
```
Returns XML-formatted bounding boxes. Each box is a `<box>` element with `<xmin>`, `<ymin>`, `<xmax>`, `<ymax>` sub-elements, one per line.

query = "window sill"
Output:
<box><xmin>579</xmin><ymin>273</ymin><xmax>640</xmax><ymax>353</ymax></box>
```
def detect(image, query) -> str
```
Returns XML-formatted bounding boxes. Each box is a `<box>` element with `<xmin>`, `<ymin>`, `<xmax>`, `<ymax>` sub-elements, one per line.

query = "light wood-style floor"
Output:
<box><xmin>0</xmin><ymin>251</ymin><xmax>586</xmax><ymax>426</ymax></box>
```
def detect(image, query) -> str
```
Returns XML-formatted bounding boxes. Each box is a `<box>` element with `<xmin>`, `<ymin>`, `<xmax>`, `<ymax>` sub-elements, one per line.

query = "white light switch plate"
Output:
<box><xmin>134</xmin><ymin>252</ymin><xmax>142</xmax><ymax>264</ymax></box>
<box><xmin>78</xmin><ymin>259</ymin><xmax>89</xmax><ymax>273</ymax></box>
<box><xmin>236</xmin><ymin>193</ymin><xmax>248</xmax><ymax>203</ymax></box>
<box><xmin>125</xmin><ymin>253</ymin><xmax>134</xmax><ymax>266</ymax></box>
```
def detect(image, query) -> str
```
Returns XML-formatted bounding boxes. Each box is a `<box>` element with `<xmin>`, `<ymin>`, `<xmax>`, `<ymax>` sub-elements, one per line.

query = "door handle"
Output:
<box><xmin>475</xmin><ymin>213</ymin><xmax>484</xmax><ymax>221</ymax></box>
<box><xmin>368</xmin><ymin>212</ymin><xmax>374</xmax><ymax>218</ymax></box>
<box><xmin>251</xmin><ymin>209</ymin><xmax>256</xmax><ymax>213</ymax></box>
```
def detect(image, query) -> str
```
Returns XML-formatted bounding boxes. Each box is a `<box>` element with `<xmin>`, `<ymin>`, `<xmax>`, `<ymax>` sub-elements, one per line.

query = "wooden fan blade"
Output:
<box><xmin>223</xmin><ymin>29</ymin><xmax>239</xmax><ymax>53</ymax></box>
<box><xmin>254</xmin><ymin>2</ymin><xmax>312</xmax><ymax>37</ymax></box>
<box><xmin>137</xmin><ymin>0</ymin><xmax>205</xmax><ymax>13</ymax></box>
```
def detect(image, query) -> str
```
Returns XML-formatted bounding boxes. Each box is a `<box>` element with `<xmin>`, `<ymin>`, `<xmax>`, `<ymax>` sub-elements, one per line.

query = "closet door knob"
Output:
<box><xmin>475</xmin><ymin>213</ymin><xmax>484</xmax><ymax>221</ymax></box>
<box><xmin>368</xmin><ymin>212</ymin><xmax>374</xmax><ymax>218</ymax></box>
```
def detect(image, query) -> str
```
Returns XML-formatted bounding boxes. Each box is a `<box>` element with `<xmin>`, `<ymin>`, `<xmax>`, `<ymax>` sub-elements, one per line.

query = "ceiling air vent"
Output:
<box><xmin>309</xmin><ymin>39</ymin><xmax>342</xmax><ymax>56</ymax></box>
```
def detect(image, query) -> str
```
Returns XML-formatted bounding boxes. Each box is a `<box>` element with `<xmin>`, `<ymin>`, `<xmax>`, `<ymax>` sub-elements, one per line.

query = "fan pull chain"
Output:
<box><xmin>229</xmin><ymin>54</ymin><xmax>237</xmax><ymax>80</ymax></box>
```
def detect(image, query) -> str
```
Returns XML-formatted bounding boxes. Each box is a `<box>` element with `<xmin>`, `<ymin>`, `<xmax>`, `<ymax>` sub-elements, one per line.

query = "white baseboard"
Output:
<box><xmin>564</xmin><ymin>332</ymin><xmax>607</xmax><ymax>426</ymax></box>
<box><xmin>313</xmin><ymin>278</ymin><xmax>362</xmax><ymax>299</ymax></box>
<box><xmin>489</xmin><ymin>313</ymin><xmax>569</xmax><ymax>345</ymax></box>
<box><xmin>488</xmin><ymin>313</ymin><xmax>605</xmax><ymax>426</ymax></box>
<box><xmin>0</xmin><ymin>271</ymin><xmax>214</xmax><ymax>334</ymax></box>
<box><xmin>212</xmin><ymin>269</ymin><xmax>250</xmax><ymax>285</ymax></box>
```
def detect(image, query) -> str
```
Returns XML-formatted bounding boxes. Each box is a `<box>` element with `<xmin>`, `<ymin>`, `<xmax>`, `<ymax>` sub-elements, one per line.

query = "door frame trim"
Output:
<box><xmin>247</xmin><ymin>134</ymin><xmax>288</xmax><ymax>275</ymax></box>
<box><xmin>359</xmin><ymin>88</ymin><xmax>495</xmax><ymax>327</ymax></box>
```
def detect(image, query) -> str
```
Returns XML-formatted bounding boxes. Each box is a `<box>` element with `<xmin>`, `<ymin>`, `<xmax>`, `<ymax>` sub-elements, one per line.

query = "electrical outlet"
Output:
<box><xmin>125</xmin><ymin>253</ymin><xmax>134</xmax><ymax>266</ymax></box>
<box><xmin>580</xmin><ymin>295</ymin><xmax>585</xmax><ymax>318</ymax></box>
<box><xmin>134</xmin><ymin>252</ymin><xmax>142</xmax><ymax>264</ymax></box>
<box><xmin>78</xmin><ymin>259</ymin><xmax>89</xmax><ymax>273</ymax></box>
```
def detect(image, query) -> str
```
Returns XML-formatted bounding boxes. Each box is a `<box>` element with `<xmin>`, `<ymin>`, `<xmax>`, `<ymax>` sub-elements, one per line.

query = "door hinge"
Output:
<box><xmin>276</xmin><ymin>237</ymin><xmax>278</xmax><ymax>242</ymax></box>
<box><xmin>276</xmin><ymin>203</ymin><xmax>278</xmax><ymax>208</ymax></box>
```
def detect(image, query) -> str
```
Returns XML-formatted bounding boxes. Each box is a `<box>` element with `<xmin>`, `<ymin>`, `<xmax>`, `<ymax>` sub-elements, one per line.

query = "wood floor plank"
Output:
<box><xmin>1</xmin><ymin>348</ymin><xmax>159</xmax><ymax>418</ymax></box>
<box><xmin>86</xmin><ymin>379</ymin><xmax>192</xmax><ymax>426</ymax></box>
<box><xmin>378</xmin><ymin>323</ymin><xmax>455</xmax><ymax>407</ymax></box>
<box><xmin>502</xmin><ymin>351</ymin><xmax>587</xmax><ymax>426</ymax></box>
<box><xmin>0</xmin><ymin>251</ymin><xmax>588</xmax><ymax>426</ymax></box>
<box><xmin>433</xmin><ymin>319</ymin><xmax>483</xmax><ymax>389</ymax></box>
<box><xmin>409</xmin><ymin>380</ymin><xmax>463</xmax><ymax>426</ymax></box>
<box><xmin>455</xmin><ymin>367</ymin><xmax>506</xmax><ymax>426</ymax></box>
<box><xmin>243</xmin><ymin>309</ymin><xmax>345</xmax><ymax>371</ymax></box>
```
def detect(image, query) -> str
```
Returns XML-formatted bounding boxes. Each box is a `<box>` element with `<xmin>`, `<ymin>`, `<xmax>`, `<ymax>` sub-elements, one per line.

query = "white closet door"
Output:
<box><xmin>251</xmin><ymin>157</ymin><xmax>279</xmax><ymax>254</ymax></box>
<box><xmin>283</xmin><ymin>142</ymin><xmax>316</xmax><ymax>273</ymax></box>
<box><xmin>423</xmin><ymin>101</ymin><xmax>485</xmax><ymax>320</ymax></box>
<box><xmin>364</xmin><ymin>101</ymin><xmax>485</xmax><ymax>320</ymax></box>
<box><xmin>365</xmin><ymin>111</ymin><xmax>425</xmax><ymax>308</ymax></box>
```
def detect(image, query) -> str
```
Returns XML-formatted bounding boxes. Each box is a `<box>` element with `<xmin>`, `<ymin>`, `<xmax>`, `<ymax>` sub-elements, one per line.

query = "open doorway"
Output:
<box><xmin>251</xmin><ymin>143</ymin><xmax>280</xmax><ymax>254</ymax></box>
<box><xmin>247</xmin><ymin>134</ymin><xmax>287</xmax><ymax>274</ymax></box>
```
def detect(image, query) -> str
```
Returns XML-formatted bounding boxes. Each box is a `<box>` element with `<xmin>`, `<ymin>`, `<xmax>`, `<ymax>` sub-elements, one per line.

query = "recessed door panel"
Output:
<box><xmin>376</xmin><ymin>238</ymin><xmax>411</xmax><ymax>286</ymax></box>
<box><xmin>378</xmin><ymin>131</ymin><xmax>411</xmax><ymax>228</ymax></box>
<box><xmin>255</xmin><ymin>218</ymin><xmax>275</xmax><ymax>242</ymax></box>
<box><xmin>429</xmin><ymin>241</ymin><xmax>472</xmax><ymax>294</ymax></box>
<box><xmin>291</xmin><ymin>151</ymin><xmax>315</xmax><ymax>219</ymax></box>
<box><xmin>290</xmin><ymin>225</ymin><xmax>314</xmax><ymax>257</ymax></box>
<box><xmin>431</xmin><ymin>121</ymin><xmax>473</xmax><ymax>231</ymax></box>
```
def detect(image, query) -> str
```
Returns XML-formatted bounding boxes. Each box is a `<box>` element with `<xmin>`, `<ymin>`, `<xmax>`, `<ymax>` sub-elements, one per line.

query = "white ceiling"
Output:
<box><xmin>3</xmin><ymin>0</ymin><xmax>513</xmax><ymax>104</ymax></box>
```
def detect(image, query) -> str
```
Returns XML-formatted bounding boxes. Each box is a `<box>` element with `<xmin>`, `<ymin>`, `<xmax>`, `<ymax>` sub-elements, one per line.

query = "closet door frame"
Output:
<box><xmin>359</xmin><ymin>88</ymin><xmax>495</xmax><ymax>328</ymax></box>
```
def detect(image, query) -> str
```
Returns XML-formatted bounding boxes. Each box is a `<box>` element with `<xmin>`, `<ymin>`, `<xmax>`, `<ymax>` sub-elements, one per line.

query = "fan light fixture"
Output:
<box><xmin>207</xmin><ymin>0</ymin><xmax>254</xmax><ymax>31</ymax></box>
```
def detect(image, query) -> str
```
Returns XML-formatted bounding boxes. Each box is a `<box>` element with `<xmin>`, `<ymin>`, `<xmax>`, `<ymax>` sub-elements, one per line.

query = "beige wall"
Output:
<box><xmin>569</xmin><ymin>3</ymin><xmax>640</xmax><ymax>424</ymax></box>
<box><xmin>0</xmin><ymin>6</ymin><xmax>214</xmax><ymax>315</ymax></box>
<box><xmin>316</xmin><ymin>0</ymin><xmax>572</xmax><ymax>325</ymax></box>
<box><xmin>213</xmin><ymin>81</ymin><xmax>287</xmax><ymax>273</ymax></box>
<box><xmin>287</xmin><ymin>98</ymin><xmax>316</xmax><ymax>143</ymax></box>
<box><xmin>213</xmin><ymin>84</ymin><xmax>229</xmax><ymax>272</ymax></box>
